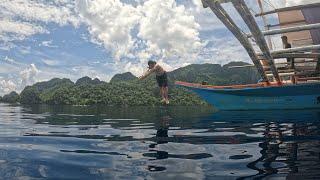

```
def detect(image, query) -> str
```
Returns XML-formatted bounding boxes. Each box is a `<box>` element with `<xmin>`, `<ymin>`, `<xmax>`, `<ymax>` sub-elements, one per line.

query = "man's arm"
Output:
<box><xmin>139</xmin><ymin>68</ymin><xmax>154</xmax><ymax>80</ymax></box>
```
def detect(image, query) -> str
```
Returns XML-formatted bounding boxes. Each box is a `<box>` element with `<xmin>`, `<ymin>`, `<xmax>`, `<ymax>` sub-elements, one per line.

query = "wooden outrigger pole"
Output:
<box><xmin>257</xmin><ymin>0</ymin><xmax>273</xmax><ymax>50</ymax></box>
<box><xmin>255</xmin><ymin>3</ymin><xmax>320</xmax><ymax>17</ymax></box>
<box><xmin>248</xmin><ymin>23</ymin><xmax>320</xmax><ymax>37</ymax></box>
<box><xmin>268</xmin><ymin>45</ymin><xmax>320</xmax><ymax>55</ymax></box>
<box><xmin>232</xmin><ymin>0</ymin><xmax>281</xmax><ymax>83</ymax></box>
<box><xmin>201</xmin><ymin>0</ymin><xmax>269</xmax><ymax>83</ymax></box>
<box><xmin>202</xmin><ymin>0</ymin><xmax>319</xmax><ymax>83</ymax></box>
<box><xmin>259</xmin><ymin>53</ymin><xmax>320</xmax><ymax>59</ymax></box>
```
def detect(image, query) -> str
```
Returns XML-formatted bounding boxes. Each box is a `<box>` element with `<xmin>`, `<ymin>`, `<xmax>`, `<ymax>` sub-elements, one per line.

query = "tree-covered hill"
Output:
<box><xmin>0</xmin><ymin>62</ymin><xmax>259</xmax><ymax>106</ymax></box>
<box><xmin>75</xmin><ymin>76</ymin><xmax>104</xmax><ymax>86</ymax></box>
<box><xmin>169</xmin><ymin>62</ymin><xmax>259</xmax><ymax>85</ymax></box>
<box><xmin>110</xmin><ymin>72</ymin><xmax>137</xmax><ymax>83</ymax></box>
<box><xmin>1</xmin><ymin>91</ymin><xmax>20</xmax><ymax>104</ymax></box>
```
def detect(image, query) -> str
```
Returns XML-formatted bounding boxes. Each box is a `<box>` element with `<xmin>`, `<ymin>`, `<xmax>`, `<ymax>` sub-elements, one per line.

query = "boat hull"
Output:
<box><xmin>177</xmin><ymin>83</ymin><xmax>320</xmax><ymax>110</ymax></box>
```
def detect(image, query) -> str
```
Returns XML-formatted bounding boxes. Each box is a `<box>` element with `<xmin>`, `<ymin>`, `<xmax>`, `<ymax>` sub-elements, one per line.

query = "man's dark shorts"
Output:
<box><xmin>156</xmin><ymin>72</ymin><xmax>168</xmax><ymax>87</ymax></box>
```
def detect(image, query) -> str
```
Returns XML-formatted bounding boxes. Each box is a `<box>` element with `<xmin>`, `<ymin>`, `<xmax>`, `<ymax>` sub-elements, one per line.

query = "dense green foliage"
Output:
<box><xmin>1</xmin><ymin>91</ymin><xmax>20</xmax><ymax>103</ymax></box>
<box><xmin>168</xmin><ymin>62</ymin><xmax>259</xmax><ymax>85</ymax></box>
<box><xmin>75</xmin><ymin>76</ymin><xmax>103</xmax><ymax>86</ymax></box>
<box><xmin>1</xmin><ymin>62</ymin><xmax>259</xmax><ymax>106</ymax></box>
<box><xmin>110</xmin><ymin>72</ymin><xmax>137</xmax><ymax>83</ymax></box>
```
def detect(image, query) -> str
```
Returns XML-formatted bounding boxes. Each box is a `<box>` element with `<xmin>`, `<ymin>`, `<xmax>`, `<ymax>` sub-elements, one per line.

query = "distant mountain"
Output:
<box><xmin>75</xmin><ymin>76</ymin><xmax>104</xmax><ymax>86</ymax></box>
<box><xmin>32</xmin><ymin>78</ymin><xmax>74</xmax><ymax>93</ymax></box>
<box><xmin>2</xmin><ymin>62</ymin><xmax>260</xmax><ymax>106</ymax></box>
<box><xmin>110</xmin><ymin>72</ymin><xmax>137</xmax><ymax>83</ymax></box>
<box><xmin>168</xmin><ymin>61</ymin><xmax>259</xmax><ymax>86</ymax></box>
<box><xmin>1</xmin><ymin>91</ymin><xmax>20</xmax><ymax>104</ymax></box>
<box><xmin>20</xmin><ymin>78</ymin><xmax>74</xmax><ymax>104</ymax></box>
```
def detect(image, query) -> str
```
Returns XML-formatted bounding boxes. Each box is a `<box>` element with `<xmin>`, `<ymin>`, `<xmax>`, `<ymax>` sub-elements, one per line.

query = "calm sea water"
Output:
<box><xmin>0</xmin><ymin>103</ymin><xmax>320</xmax><ymax>179</ymax></box>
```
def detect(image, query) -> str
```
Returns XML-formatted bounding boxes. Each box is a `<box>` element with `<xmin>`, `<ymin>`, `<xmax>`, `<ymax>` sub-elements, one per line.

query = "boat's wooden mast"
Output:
<box><xmin>202</xmin><ymin>0</ymin><xmax>269</xmax><ymax>82</ymax></box>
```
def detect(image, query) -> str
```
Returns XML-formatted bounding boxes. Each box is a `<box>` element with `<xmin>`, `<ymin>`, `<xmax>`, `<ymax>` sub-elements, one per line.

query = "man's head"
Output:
<box><xmin>281</xmin><ymin>36</ymin><xmax>288</xmax><ymax>44</ymax></box>
<box><xmin>148</xmin><ymin>60</ymin><xmax>156</xmax><ymax>69</ymax></box>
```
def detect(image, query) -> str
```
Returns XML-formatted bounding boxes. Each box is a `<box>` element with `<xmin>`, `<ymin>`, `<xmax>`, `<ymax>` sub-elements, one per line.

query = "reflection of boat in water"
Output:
<box><xmin>211</xmin><ymin>109</ymin><xmax>320</xmax><ymax>179</ymax></box>
<box><xmin>176</xmin><ymin>0</ymin><xmax>320</xmax><ymax>110</ymax></box>
<box><xmin>210</xmin><ymin>109</ymin><xmax>320</xmax><ymax>123</ymax></box>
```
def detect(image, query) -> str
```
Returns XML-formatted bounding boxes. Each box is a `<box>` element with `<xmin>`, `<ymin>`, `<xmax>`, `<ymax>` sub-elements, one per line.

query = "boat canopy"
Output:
<box><xmin>277</xmin><ymin>3</ymin><xmax>320</xmax><ymax>47</ymax></box>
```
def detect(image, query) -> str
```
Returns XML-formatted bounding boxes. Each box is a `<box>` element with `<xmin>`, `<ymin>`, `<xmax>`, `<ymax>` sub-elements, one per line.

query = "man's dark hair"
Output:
<box><xmin>281</xmin><ymin>36</ymin><xmax>288</xmax><ymax>40</ymax></box>
<box><xmin>148</xmin><ymin>60</ymin><xmax>156</xmax><ymax>66</ymax></box>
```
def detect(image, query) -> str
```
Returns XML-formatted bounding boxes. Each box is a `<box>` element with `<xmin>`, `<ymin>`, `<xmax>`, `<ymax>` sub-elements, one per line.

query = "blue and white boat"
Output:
<box><xmin>176</xmin><ymin>81</ymin><xmax>320</xmax><ymax>110</ymax></box>
<box><xmin>176</xmin><ymin>0</ymin><xmax>320</xmax><ymax>111</ymax></box>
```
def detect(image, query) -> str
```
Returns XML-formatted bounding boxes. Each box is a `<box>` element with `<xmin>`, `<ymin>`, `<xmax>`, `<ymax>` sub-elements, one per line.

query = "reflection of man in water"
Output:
<box><xmin>149</xmin><ymin>115</ymin><xmax>170</xmax><ymax>149</ymax></box>
<box><xmin>156</xmin><ymin>115</ymin><xmax>170</xmax><ymax>143</ymax></box>
<box><xmin>146</xmin><ymin>114</ymin><xmax>171</xmax><ymax>172</ymax></box>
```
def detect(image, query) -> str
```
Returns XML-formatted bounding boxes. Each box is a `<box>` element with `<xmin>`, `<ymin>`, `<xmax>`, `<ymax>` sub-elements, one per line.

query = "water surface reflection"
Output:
<box><xmin>0</xmin><ymin>103</ymin><xmax>319</xmax><ymax>179</ymax></box>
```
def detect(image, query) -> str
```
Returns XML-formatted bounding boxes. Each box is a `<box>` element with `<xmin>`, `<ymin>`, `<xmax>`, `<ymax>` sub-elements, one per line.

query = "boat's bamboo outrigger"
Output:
<box><xmin>255</xmin><ymin>3</ymin><xmax>320</xmax><ymax>17</ymax></box>
<box><xmin>201</xmin><ymin>0</ymin><xmax>320</xmax><ymax>84</ymax></box>
<box><xmin>248</xmin><ymin>23</ymin><xmax>320</xmax><ymax>37</ymax></box>
<box><xmin>201</xmin><ymin>0</ymin><xmax>270</xmax><ymax>83</ymax></box>
<box><xmin>176</xmin><ymin>0</ymin><xmax>320</xmax><ymax>110</ymax></box>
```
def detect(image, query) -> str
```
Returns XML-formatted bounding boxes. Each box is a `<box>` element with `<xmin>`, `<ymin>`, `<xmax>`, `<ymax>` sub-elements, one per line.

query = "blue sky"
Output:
<box><xmin>0</xmin><ymin>0</ymin><xmax>310</xmax><ymax>95</ymax></box>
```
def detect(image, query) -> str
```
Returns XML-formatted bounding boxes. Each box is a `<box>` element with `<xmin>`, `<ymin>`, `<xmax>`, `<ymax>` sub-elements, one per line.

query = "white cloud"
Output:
<box><xmin>76</xmin><ymin>0</ymin><xmax>141</xmax><ymax>60</ymax></box>
<box><xmin>3</xmin><ymin>56</ymin><xmax>17</xmax><ymax>64</ymax></box>
<box><xmin>0</xmin><ymin>0</ymin><xmax>80</xmax><ymax>26</ymax></box>
<box><xmin>0</xmin><ymin>0</ymin><xmax>80</xmax><ymax>43</ymax></box>
<box><xmin>40</xmin><ymin>40</ymin><xmax>58</xmax><ymax>48</ymax></box>
<box><xmin>0</xmin><ymin>79</ymin><xmax>17</xmax><ymax>94</ymax></box>
<box><xmin>20</xmin><ymin>64</ymin><xmax>40</xmax><ymax>88</ymax></box>
<box><xmin>76</xmin><ymin>0</ymin><xmax>203</xmax><ymax>75</ymax></box>
<box><xmin>137</xmin><ymin>0</ymin><xmax>202</xmax><ymax>62</ymax></box>
<box><xmin>0</xmin><ymin>19</ymin><xmax>47</xmax><ymax>42</ymax></box>
<box><xmin>42</xmin><ymin>59</ymin><xmax>60</xmax><ymax>66</ymax></box>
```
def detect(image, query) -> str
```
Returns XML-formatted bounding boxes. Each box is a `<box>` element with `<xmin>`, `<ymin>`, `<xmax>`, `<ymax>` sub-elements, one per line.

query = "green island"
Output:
<box><xmin>0</xmin><ymin>62</ymin><xmax>259</xmax><ymax>106</ymax></box>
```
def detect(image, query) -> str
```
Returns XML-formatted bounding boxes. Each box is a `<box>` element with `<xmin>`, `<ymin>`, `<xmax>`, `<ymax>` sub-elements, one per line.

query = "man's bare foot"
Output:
<box><xmin>165</xmin><ymin>99</ymin><xmax>169</xmax><ymax>105</ymax></box>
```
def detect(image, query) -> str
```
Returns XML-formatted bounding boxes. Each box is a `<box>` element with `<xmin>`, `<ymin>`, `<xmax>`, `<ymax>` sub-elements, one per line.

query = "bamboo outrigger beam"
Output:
<box><xmin>258</xmin><ymin>53</ymin><xmax>320</xmax><ymax>59</ymax></box>
<box><xmin>248</xmin><ymin>23</ymin><xmax>320</xmax><ymax>37</ymax></box>
<box><xmin>267</xmin><ymin>20</ymin><xmax>306</xmax><ymax>28</ymax></box>
<box><xmin>232</xmin><ymin>0</ymin><xmax>281</xmax><ymax>83</ymax></box>
<box><xmin>255</xmin><ymin>3</ymin><xmax>320</xmax><ymax>17</ymax></box>
<box><xmin>268</xmin><ymin>45</ymin><xmax>320</xmax><ymax>55</ymax></box>
<box><xmin>202</xmin><ymin>0</ymin><xmax>269</xmax><ymax>82</ymax></box>
<box><xmin>257</xmin><ymin>0</ymin><xmax>273</xmax><ymax>50</ymax></box>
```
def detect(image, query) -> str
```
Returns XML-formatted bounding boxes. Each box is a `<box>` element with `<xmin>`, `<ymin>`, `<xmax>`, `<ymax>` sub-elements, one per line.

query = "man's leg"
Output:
<box><xmin>160</xmin><ymin>87</ymin><xmax>165</xmax><ymax>101</ymax></box>
<box><xmin>164</xmin><ymin>87</ymin><xmax>169</xmax><ymax>101</ymax></box>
